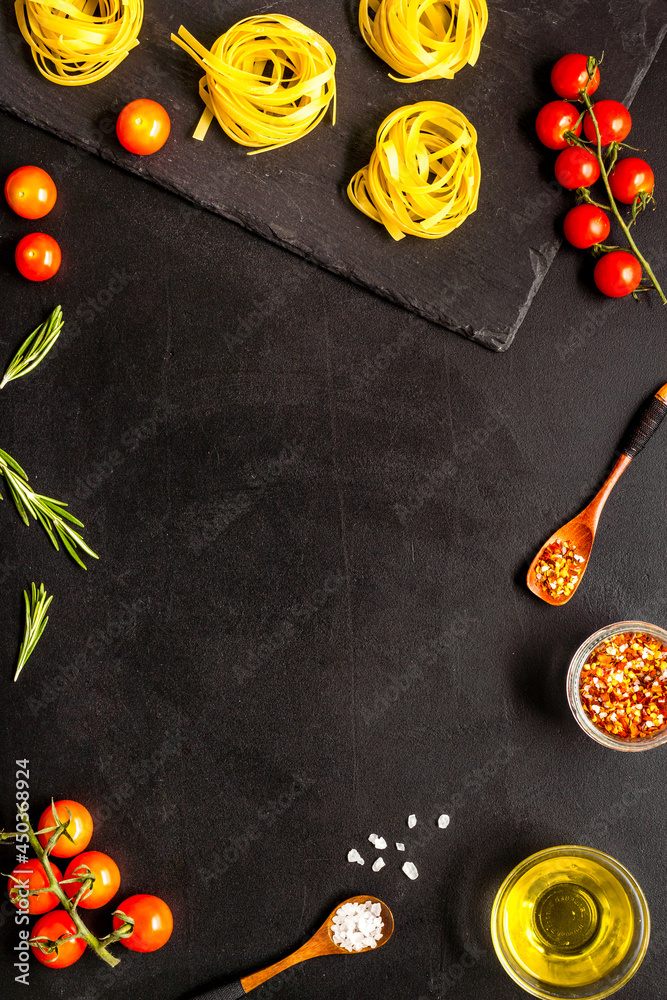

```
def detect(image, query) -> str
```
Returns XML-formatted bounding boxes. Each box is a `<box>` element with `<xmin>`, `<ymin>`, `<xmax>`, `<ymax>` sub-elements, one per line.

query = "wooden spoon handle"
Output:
<box><xmin>188</xmin><ymin>982</ymin><xmax>246</xmax><ymax>1000</ymax></box>
<box><xmin>621</xmin><ymin>386</ymin><xmax>667</xmax><ymax>460</ymax></box>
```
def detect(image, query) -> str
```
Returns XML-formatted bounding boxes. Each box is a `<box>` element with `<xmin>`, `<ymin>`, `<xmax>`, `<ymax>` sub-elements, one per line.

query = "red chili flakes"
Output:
<box><xmin>579</xmin><ymin>631</ymin><xmax>667</xmax><ymax>740</ymax></box>
<box><xmin>535</xmin><ymin>540</ymin><xmax>584</xmax><ymax>600</ymax></box>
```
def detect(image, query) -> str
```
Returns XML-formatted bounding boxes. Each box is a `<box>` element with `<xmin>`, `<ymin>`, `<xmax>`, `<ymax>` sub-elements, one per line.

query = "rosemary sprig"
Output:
<box><xmin>0</xmin><ymin>447</ymin><xmax>98</xmax><ymax>569</ymax></box>
<box><xmin>1</xmin><ymin>306</ymin><xmax>64</xmax><ymax>390</ymax></box>
<box><xmin>14</xmin><ymin>583</ymin><xmax>53</xmax><ymax>682</ymax></box>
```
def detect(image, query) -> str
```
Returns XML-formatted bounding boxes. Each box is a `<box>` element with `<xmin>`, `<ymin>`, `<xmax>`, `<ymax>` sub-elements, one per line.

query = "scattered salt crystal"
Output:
<box><xmin>438</xmin><ymin>814</ymin><xmax>450</xmax><ymax>829</ymax></box>
<box><xmin>374</xmin><ymin>836</ymin><xmax>387</xmax><ymax>850</ymax></box>
<box><xmin>396</xmin><ymin>842</ymin><xmax>405</xmax><ymax>851</ymax></box>
<box><xmin>407</xmin><ymin>814</ymin><xmax>417</xmax><ymax>828</ymax></box>
<box><xmin>402</xmin><ymin>861</ymin><xmax>419</xmax><ymax>880</ymax></box>
<box><xmin>347</xmin><ymin>849</ymin><xmax>365</xmax><ymax>865</ymax></box>
<box><xmin>372</xmin><ymin>857</ymin><xmax>385</xmax><ymax>872</ymax></box>
<box><xmin>332</xmin><ymin>899</ymin><xmax>384</xmax><ymax>952</ymax></box>
<box><xmin>368</xmin><ymin>833</ymin><xmax>378</xmax><ymax>845</ymax></box>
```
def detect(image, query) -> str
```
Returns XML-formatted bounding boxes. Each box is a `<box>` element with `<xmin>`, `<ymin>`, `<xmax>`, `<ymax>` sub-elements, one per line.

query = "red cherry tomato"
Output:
<box><xmin>7</xmin><ymin>860</ymin><xmax>63</xmax><ymax>915</ymax></box>
<box><xmin>583</xmin><ymin>100</ymin><xmax>631</xmax><ymax>145</ymax></box>
<box><xmin>38</xmin><ymin>801</ymin><xmax>93</xmax><ymax>858</ymax></box>
<box><xmin>551</xmin><ymin>54</ymin><xmax>600</xmax><ymax>100</ymax></box>
<box><xmin>30</xmin><ymin>910</ymin><xmax>86</xmax><ymax>968</ymax></box>
<box><xmin>113</xmin><ymin>895</ymin><xmax>174</xmax><ymax>952</ymax></box>
<box><xmin>554</xmin><ymin>146</ymin><xmax>600</xmax><ymax>188</ymax></box>
<box><xmin>535</xmin><ymin>101</ymin><xmax>582</xmax><ymax>150</ymax></box>
<box><xmin>116</xmin><ymin>99</ymin><xmax>171</xmax><ymax>155</ymax></box>
<box><xmin>4</xmin><ymin>166</ymin><xmax>57</xmax><ymax>219</ymax></box>
<box><xmin>563</xmin><ymin>204</ymin><xmax>610</xmax><ymax>248</ymax></box>
<box><xmin>594</xmin><ymin>251</ymin><xmax>642</xmax><ymax>297</ymax></box>
<box><xmin>609</xmin><ymin>157</ymin><xmax>655</xmax><ymax>204</ymax></box>
<box><xmin>15</xmin><ymin>233</ymin><xmax>61</xmax><ymax>282</ymax></box>
<box><xmin>63</xmin><ymin>851</ymin><xmax>120</xmax><ymax>909</ymax></box>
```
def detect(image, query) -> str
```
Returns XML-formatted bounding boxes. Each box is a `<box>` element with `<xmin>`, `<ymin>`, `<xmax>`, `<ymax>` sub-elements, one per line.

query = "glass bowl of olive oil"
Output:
<box><xmin>491</xmin><ymin>846</ymin><xmax>649</xmax><ymax>999</ymax></box>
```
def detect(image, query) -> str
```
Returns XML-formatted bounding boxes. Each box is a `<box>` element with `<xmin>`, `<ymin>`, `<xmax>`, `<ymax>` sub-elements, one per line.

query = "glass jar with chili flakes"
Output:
<box><xmin>567</xmin><ymin>622</ymin><xmax>667</xmax><ymax>752</ymax></box>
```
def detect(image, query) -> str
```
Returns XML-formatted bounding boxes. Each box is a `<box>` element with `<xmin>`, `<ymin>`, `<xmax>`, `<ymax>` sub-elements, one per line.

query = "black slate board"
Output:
<box><xmin>0</xmin><ymin>1</ymin><xmax>665</xmax><ymax>350</ymax></box>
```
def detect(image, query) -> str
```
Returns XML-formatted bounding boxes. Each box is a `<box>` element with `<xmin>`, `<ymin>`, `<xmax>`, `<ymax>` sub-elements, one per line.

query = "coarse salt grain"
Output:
<box><xmin>396</xmin><ymin>842</ymin><xmax>405</xmax><ymax>851</ymax></box>
<box><xmin>438</xmin><ymin>814</ymin><xmax>450</xmax><ymax>829</ymax></box>
<box><xmin>372</xmin><ymin>857</ymin><xmax>385</xmax><ymax>872</ymax></box>
<box><xmin>368</xmin><ymin>833</ymin><xmax>378</xmax><ymax>845</ymax></box>
<box><xmin>374</xmin><ymin>836</ymin><xmax>387</xmax><ymax>849</ymax></box>
<box><xmin>402</xmin><ymin>861</ymin><xmax>419</xmax><ymax>880</ymax></box>
<box><xmin>407</xmin><ymin>814</ymin><xmax>417</xmax><ymax>828</ymax></box>
<box><xmin>347</xmin><ymin>849</ymin><xmax>364</xmax><ymax>865</ymax></box>
<box><xmin>331</xmin><ymin>900</ymin><xmax>384</xmax><ymax>952</ymax></box>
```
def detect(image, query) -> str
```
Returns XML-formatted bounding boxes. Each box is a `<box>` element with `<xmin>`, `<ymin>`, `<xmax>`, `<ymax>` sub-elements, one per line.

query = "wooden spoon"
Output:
<box><xmin>191</xmin><ymin>895</ymin><xmax>394</xmax><ymax>1000</ymax></box>
<box><xmin>527</xmin><ymin>382</ymin><xmax>667</xmax><ymax>606</ymax></box>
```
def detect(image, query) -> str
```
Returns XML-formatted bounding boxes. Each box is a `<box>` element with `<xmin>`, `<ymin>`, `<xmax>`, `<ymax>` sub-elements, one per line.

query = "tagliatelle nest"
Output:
<box><xmin>359</xmin><ymin>0</ymin><xmax>488</xmax><ymax>82</ymax></box>
<box><xmin>14</xmin><ymin>0</ymin><xmax>143</xmax><ymax>86</ymax></box>
<box><xmin>348</xmin><ymin>102</ymin><xmax>481</xmax><ymax>241</ymax></box>
<box><xmin>171</xmin><ymin>16</ymin><xmax>336</xmax><ymax>154</ymax></box>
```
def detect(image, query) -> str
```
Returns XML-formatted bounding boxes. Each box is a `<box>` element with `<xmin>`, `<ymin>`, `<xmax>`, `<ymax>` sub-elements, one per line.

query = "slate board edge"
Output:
<box><xmin>0</xmin><ymin>100</ymin><xmax>524</xmax><ymax>353</ymax></box>
<box><xmin>1</xmin><ymin>21</ymin><xmax>665</xmax><ymax>354</ymax></box>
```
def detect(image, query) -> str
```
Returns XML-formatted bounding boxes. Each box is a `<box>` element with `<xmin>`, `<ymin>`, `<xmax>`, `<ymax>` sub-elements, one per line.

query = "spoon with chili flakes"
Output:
<box><xmin>527</xmin><ymin>382</ymin><xmax>667</xmax><ymax>606</ymax></box>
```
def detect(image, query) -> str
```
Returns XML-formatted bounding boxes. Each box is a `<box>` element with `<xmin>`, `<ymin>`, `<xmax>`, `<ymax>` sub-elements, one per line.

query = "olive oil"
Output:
<box><xmin>492</xmin><ymin>848</ymin><xmax>647</xmax><ymax>994</ymax></box>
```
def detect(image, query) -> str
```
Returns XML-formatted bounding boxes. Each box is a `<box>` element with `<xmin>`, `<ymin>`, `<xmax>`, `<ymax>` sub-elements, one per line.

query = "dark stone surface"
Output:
<box><xmin>1</xmin><ymin>34</ymin><xmax>667</xmax><ymax>1000</ymax></box>
<box><xmin>0</xmin><ymin>1</ymin><xmax>665</xmax><ymax>348</ymax></box>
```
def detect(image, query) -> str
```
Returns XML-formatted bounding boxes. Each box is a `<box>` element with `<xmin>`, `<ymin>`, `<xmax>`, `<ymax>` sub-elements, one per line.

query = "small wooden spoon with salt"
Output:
<box><xmin>191</xmin><ymin>895</ymin><xmax>394</xmax><ymax>999</ymax></box>
<box><xmin>527</xmin><ymin>382</ymin><xmax>667</xmax><ymax>606</ymax></box>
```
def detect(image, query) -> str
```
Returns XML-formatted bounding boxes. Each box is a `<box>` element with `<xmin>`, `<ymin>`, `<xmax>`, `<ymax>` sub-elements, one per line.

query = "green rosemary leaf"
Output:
<box><xmin>14</xmin><ymin>583</ymin><xmax>53</xmax><ymax>682</ymax></box>
<box><xmin>1</xmin><ymin>306</ymin><xmax>64</xmax><ymax>390</ymax></box>
<box><xmin>0</xmin><ymin>447</ymin><xmax>98</xmax><ymax>569</ymax></box>
<box><xmin>0</xmin><ymin>447</ymin><xmax>28</xmax><ymax>479</ymax></box>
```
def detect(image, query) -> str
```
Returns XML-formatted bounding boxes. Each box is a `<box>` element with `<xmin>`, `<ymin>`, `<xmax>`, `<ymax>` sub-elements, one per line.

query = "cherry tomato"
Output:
<box><xmin>551</xmin><ymin>54</ymin><xmax>600</xmax><ymax>100</ymax></box>
<box><xmin>4</xmin><ymin>166</ymin><xmax>57</xmax><ymax>219</ymax></box>
<box><xmin>63</xmin><ymin>851</ymin><xmax>120</xmax><ymax>909</ymax></box>
<box><xmin>583</xmin><ymin>100</ymin><xmax>631</xmax><ymax>145</ymax></box>
<box><xmin>594</xmin><ymin>250</ymin><xmax>642</xmax><ymax>297</ymax></box>
<box><xmin>7</xmin><ymin>859</ymin><xmax>63</xmax><ymax>914</ymax></box>
<box><xmin>113</xmin><ymin>895</ymin><xmax>174</xmax><ymax>952</ymax></box>
<box><xmin>31</xmin><ymin>910</ymin><xmax>86</xmax><ymax>968</ymax></box>
<box><xmin>563</xmin><ymin>204</ymin><xmax>610</xmax><ymax>248</ymax></box>
<box><xmin>38</xmin><ymin>801</ymin><xmax>93</xmax><ymax>857</ymax></box>
<box><xmin>116</xmin><ymin>99</ymin><xmax>171</xmax><ymax>155</ymax></box>
<box><xmin>554</xmin><ymin>146</ymin><xmax>600</xmax><ymax>188</ymax></box>
<box><xmin>535</xmin><ymin>101</ymin><xmax>582</xmax><ymax>150</ymax></box>
<box><xmin>609</xmin><ymin>157</ymin><xmax>655</xmax><ymax>204</ymax></box>
<box><xmin>15</xmin><ymin>233</ymin><xmax>61</xmax><ymax>282</ymax></box>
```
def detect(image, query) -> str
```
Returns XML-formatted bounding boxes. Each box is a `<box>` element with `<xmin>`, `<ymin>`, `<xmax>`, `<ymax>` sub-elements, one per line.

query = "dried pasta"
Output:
<box><xmin>348</xmin><ymin>101</ymin><xmax>480</xmax><ymax>241</ymax></box>
<box><xmin>359</xmin><ymin>0</ymin><xmax>488</xmax><ymax>82</ymax></box>
<box><xmin>15</xmin><ymin>0</ymin><xmax>143</xmax><ymax>86</ymax></box>
<box><xmin>171</xmin><ymin>17</ymin><xmax>336</xmax><ymax>154</ymax></box>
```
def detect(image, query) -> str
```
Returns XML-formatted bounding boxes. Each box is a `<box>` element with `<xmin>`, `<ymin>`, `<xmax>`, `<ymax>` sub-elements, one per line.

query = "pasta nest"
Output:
<box><xmin>15</xmin><ymin>0</ymin><xmax>143</xmax><ymax>86</ymax></box>
<box><xmin>172</xmin><ymin>16</ymin><xmax>337</xmax><ymax>154</ymax></box>
<box><xmin>348</xmin><ymin>101</ymin><xmax>480</xmax><ymax>241</ymax></box>
<box><xmin>359</xmin><ymin>0</ymin><xmax>488</xmax><ymax>82</ymax></box>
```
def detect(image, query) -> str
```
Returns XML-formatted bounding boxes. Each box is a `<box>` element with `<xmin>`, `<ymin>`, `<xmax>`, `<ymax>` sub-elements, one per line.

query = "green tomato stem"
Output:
<box><xmin>22</xmin><ymin>811</ymin><xmax>120</xmax><ymax>968</ymax></box>
<box><xmin>582</xmin><ymin>90</ymin><xmax>666</xmax><ymax>304</ymax></box>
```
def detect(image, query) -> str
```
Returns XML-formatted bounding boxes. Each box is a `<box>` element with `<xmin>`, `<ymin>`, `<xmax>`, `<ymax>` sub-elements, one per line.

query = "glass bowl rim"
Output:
<box><xmin>490</xmin><ymin>844</ymin><xmax>651</xmax><ymax>1000</ymax></box>
<box><xmin>566</xmin><ymin>620</ymin><xmax>667</xmax><ymax>752</ymax></box>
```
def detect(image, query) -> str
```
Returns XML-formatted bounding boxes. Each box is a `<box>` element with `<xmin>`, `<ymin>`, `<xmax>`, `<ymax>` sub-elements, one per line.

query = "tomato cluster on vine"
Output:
<box><xmin>535</xmin><ymin>53</ymin><xmax>659</xmax><ymax>300</ymax></box>
<box><xmin>7</xmin><ymin>799</ymin><xmax>173</xmax><ymax>969</ymax></box>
